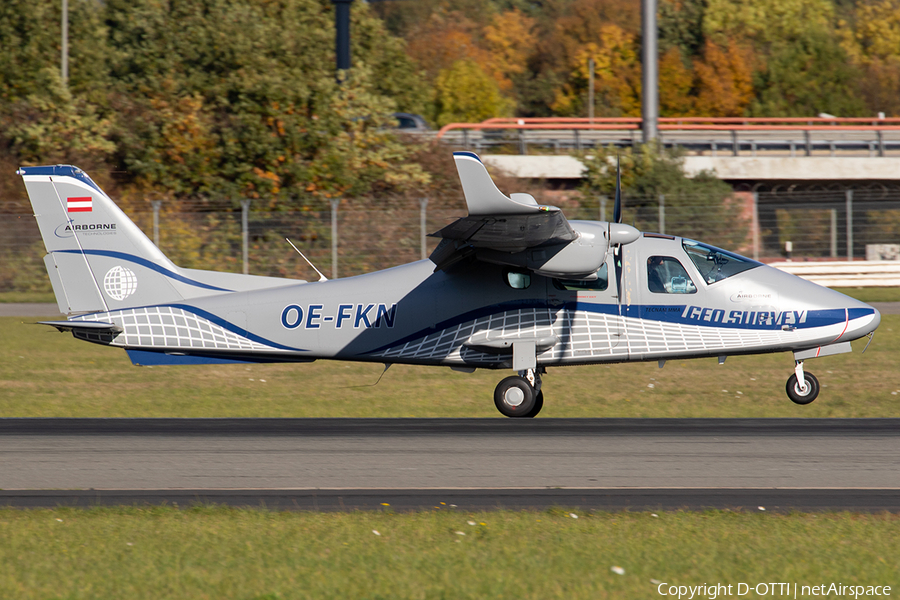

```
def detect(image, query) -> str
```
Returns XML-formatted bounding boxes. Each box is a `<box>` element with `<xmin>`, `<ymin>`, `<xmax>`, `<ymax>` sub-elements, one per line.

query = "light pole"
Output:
<box><xmin>61</xmin><ymin>0</ymin><xmax>68</xmax><ymax>86</ymax></box>
<box><xmin>333</xmin><ymin>0</ymin><xmax>353</xmax><ymax>75</ymax></box>
<box><xmin>641</xmin><ymin>0</ymin><xmax>658</xmax><ymax>144</ymax></box>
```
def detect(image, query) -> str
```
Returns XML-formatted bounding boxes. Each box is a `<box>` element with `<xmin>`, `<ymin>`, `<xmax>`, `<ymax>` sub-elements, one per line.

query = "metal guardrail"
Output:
<box><xmin>436</xmin><ymin>117</ymin><xmax>900</xmax><ymax>157</ymax></box>
<box><xmin>770</xmin><ymin>260</ymin><xmax>900</xmax><ymax>287</ymax></box>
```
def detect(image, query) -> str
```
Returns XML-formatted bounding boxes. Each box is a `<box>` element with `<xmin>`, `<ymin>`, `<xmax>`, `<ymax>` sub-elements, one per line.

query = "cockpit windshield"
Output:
<box><xmin>682</xmin><ymin>239</ymin><xmax>761</xmax><ymax>285</ymax></box>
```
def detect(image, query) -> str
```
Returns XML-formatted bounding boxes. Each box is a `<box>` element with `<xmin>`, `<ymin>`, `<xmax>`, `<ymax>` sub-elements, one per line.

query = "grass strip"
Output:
<box><xmin>1</xmin><ymin>507</ymin><xmax>897</xmax><ymax>600</ymax></box>
<box><xmin>831</xmin><ymin>287</ymin><xmax>900</xmax><ymax>303</ymax></box>
<box><xmin>2</xmin><ymin>315</ymin><xmax>899</xmax><ymax>418</ymax></box>
<box><xmin>0</xmin><ymin>291</ymin><xmax>56</xmax><ymax>303</ymax></box>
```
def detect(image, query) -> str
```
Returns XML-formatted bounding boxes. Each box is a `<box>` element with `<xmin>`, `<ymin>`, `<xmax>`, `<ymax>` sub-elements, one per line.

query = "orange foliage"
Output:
<box><xmin>693</xmin><ymin>41</ymin><xmax>754</xmax><ymax>116</ymax></box>
<box><xmin>483</xmin><ymin>10</ymin><xmax>537</xmax><ymax>91</ymax></box>
<box><xmin>659</xmin><ymin>47</ymin><xmax>695</xmax><ymax>116</ymax></box>
<box><xmin>405</xmin><ymin>12</ymin><xmax>491</xmax><ymax>82</ymax></box>
<box><xmin>554</xmin><ymin>24</ymin><xmax>641</xmax><ymax>116</ymax></box>
<box><xmin>556</xmin><ymin>0</ymin><xmax>641</xmax><ymax>48</ymax></box>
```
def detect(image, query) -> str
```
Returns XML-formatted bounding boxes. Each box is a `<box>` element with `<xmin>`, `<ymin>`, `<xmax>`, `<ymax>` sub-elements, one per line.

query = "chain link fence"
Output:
<box><xmin>3</xmin><ymin>190</ymin><xmax>900</xmax><ymax>293</ymax></box>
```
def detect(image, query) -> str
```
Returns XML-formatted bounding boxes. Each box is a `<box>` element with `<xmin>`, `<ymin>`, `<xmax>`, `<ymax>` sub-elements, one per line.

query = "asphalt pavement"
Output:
<box><xmin>1</xmin><ymin>419</ymin><xmax>898</xmax><ymax>511</ymax></box>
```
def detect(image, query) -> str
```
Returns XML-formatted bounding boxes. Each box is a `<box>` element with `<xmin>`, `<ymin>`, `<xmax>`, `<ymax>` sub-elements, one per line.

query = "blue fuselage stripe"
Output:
<box><xmin>56</xmin><ymin>249</ymin><xmax>232</xmax><ymax>292</ymax></box>
<box><xmin>166</xmin><ymin>304</ymin><xmax>306</xmax><ymax>352</ymax></box>
<box><xmin>75</xmin><ymin>303</ymin><xmax>306</xmax><ymax>353</ymax></box>
<box><xmin>365</xmin><ymin>302</ymin><xmax>873</xmax><ymax>355</ymax></box>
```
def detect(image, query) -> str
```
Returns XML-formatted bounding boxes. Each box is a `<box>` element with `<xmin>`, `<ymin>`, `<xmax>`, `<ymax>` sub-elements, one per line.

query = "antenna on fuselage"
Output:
<box><xmin>286</xmin><ymin>238</ymin><xmax>328</xmax><ymax>282</ymax></box>
<box><xmin>344</xmin><ymin>363</ymin><xmax>392</xmax><ymax>388</ymax></box>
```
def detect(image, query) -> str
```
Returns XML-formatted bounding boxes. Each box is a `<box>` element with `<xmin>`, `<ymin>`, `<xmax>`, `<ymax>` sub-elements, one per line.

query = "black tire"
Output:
<box><xmin>786</xmin><ymin>372</ymin><xmax>820</xmax><ymax>405</ymax></box>
<box><xmin>493</xmin><ymin>376</ymin><xmax>536</xmax><ymax>418</ymax></box>
<box><xmin>523</xmin><ymin>390</ymin><xmax>544</xmax><ymax>418</ymax></box>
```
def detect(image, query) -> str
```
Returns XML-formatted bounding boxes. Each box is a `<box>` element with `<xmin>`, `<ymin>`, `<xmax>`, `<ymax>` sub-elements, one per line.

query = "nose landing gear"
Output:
<box><xmin>786</xmin><ymin>359</ymin><xmax>820</xmax><ymax>405</ymax></box>
<box><xmin>494</xmin><ymin>368</ymin><xmax>544</xmax><ymax>418</ymax></box>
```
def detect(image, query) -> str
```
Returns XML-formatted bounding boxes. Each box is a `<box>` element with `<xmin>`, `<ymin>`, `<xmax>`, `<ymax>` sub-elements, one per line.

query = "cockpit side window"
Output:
<box><xmin>682</xmin><ymin>239</ymin><xmax>761</xmax><ymax>284</ymax></box>
<box><xmin>553</xmin><ymin>263</ymin><xmax>609</xmax><ymax>291</ymax></box>
<box><xmin>505</xmin><ymin>270</ymin><xmax>531</xmax><ymax>289</ymax></box>
<box><xmin>647</xmin><ymin>256</ymin><xmax>697</xmax><ymax>294</ymax></box>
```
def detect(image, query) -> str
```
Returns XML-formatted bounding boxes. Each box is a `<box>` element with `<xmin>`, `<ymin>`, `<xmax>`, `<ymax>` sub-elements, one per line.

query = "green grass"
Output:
<box><xmin>832</xmin><ymin>287</ymin><xmax>900</xmax><ymax>303</ymax></box>
<box><xmin>0</xmin><ymin>291</ymin><xmax>56</xmax><ymax>303</ymax></box>
<box><xmin>2</xmin><ymin>315</ymin><xmax>899</xmax><ymax>418</ymax></box>
<box><xmin>1</xmin><ymin>507</ymin><xmax>897</xmax><ymax>600</ymax></box>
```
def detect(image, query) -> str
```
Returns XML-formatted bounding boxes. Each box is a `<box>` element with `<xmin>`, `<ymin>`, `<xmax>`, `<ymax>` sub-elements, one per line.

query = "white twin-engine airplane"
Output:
<box><xmin>19</xmin><ymin>151</ymin><xmax>880</xmax><ymax>417</ymax></box>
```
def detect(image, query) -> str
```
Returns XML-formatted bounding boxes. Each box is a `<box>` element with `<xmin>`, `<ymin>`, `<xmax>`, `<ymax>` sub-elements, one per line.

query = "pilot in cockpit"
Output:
<box><xmin>647</xmin><ymin>256</ymin><xmax>667</xmax><ymax>293</ymax></box>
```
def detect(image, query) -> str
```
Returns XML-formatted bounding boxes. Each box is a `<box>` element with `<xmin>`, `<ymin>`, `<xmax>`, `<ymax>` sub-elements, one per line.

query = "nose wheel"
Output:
<box><xmin>786</xmin><ymin>360</ymin><xmax>820</xmax><ymax>405</ymax></box>
<box><xmin>494</xmin><ymin>369</ymin><xmax>544</xmax><ymax>418</ymax></box>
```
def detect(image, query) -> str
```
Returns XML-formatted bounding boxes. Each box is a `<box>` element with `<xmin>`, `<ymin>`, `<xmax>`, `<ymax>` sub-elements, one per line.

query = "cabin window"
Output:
<box><xmin>647</xmin><ymin>256</ymin><xmax>696</xmax><ymax>294</ymax></box>
<box><xmin>505</xmin><ymin>270</ymin><xmax>531</xmax><ymax>289</ymax></box>
<box><xmin>553</xmin><ymin>263</ymin><xmax>609</xmax><ymax>291</ymax></box>
<box><xmin>682</xmin><ymin>239</ymin><xmax>761</xmax><ymax>284</ymax></box>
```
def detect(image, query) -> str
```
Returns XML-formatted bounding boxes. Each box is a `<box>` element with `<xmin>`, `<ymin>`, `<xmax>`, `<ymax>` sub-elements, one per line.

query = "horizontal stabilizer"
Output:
<box><xmin>125</xmin><ymin>349</ymin><xmax>317</xmax><ymax>366</ymax></box>
<box><xmin>38</xmin><ymin>320</ymin><xmax>123</xmax><ymax>334</ymax></box>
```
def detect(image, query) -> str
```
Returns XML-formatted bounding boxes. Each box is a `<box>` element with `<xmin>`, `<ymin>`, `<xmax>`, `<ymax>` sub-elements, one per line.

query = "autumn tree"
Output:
<box><xmin>659</xmin><ymin>0</ymin><xmax>707</xmax><ymax>58</ymax></box>
<box><xmin>553</xmin><ymin>24</ymin><xmax>642</xmax><ymax>116</ymax></box>
<box><xmin>483</xmin><ymin>9</ymin><xmax>537</xmax><ymax>92</ymax></box>
<box><xmin>693</xmin><ymin>41</ymin><xmax>755</xmax><ymax>116</ymax></box>
<box><xmin>840</xmin><ymin>0</ymin><xmax>900</xmax><ymax>116</ymax></box>
<box><xmin>658</xmin><ymin>47</ymin><xmax>695</xmax><ymax>116</ymax></box>
<box><xmin>405</xmin><ymin>11</ymin><xmax>491</xmax><ymax>83</ymax></box>
<box><xmin>432</xmin><ymin>59</ymin><xmax>513</xmax><ymax>126</ymax></box>
<box><xmin>704</xmin><ymin>0</ymin><xmax>864</xmax><ymax>116</ymax></box>
<box><xmin>0</xmin><ymin>0</ymin><xmax>113</xmax><ymax>171</ymax></box>
<box><xmin>0</xmin><ymin>0</ymin><xmax>110</xmax><ymax>103</ymax></box>
<box><xmin>100</xmin><ymin>0</ymin><xmax>430</xmax><ymax>204</ymax></box>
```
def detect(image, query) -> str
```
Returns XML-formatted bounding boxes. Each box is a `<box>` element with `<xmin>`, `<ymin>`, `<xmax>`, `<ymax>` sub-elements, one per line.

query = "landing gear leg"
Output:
<box><xmin>520</xmin><ymin>367</ymin><xmax>544</xmax><ymax>418</ymax></box>
<box><xmin>786</xmin><ymin>360</ymin><xmax>820</xmax><ymax>405</ymax></box>
<box><xmin>493</xmin><ymin>367</ymin><xmax>545</xmax><ymax>418</ymax></box>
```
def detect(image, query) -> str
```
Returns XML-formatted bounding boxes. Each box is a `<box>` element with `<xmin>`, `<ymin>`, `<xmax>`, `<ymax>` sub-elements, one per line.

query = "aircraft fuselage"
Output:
<box><xmin>69</xmin><ymin>231</ymin><xmax>880</xmax><ymax>370</ymax></box>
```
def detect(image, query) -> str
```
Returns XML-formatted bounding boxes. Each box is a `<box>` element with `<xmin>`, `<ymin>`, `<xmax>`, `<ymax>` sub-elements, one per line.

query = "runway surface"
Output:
<box><xmin>2</xmin><ymin>419</ymin><xmax>898</xmax><ymax>511</ymax></box>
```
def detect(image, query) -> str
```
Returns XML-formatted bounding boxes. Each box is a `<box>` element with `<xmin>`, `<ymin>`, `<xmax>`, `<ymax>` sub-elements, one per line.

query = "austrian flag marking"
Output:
<box><xmin>67</xmin><ymin>197</ymin><xmax>92</xmax><ymax>212</ymax></box>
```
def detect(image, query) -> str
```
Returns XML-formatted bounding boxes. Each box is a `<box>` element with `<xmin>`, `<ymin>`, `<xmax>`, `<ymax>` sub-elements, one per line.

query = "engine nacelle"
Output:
<box><xmin>475</xmin><ymin>221</ymin><xmax>612</xmax><ymax>278</ymax></box>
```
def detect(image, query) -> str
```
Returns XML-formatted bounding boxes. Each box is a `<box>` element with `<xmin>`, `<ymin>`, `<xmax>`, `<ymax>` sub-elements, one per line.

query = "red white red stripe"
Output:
<box><xmin>67</xmin><ymin>197</ymin><xmax>92</xmax><ymax>213</ymax></box>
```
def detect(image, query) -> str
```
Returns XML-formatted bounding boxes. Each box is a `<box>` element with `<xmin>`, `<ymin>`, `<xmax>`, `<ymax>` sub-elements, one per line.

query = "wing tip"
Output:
<box><xmin>452</xmin><ymin>151</ymin><xmax>482</xmax><ymax>163</ymax></box>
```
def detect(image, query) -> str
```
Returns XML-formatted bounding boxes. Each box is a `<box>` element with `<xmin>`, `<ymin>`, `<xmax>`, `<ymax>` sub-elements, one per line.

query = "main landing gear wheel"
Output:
<box><xmin>786</xmin><ymin>372</ymin><xmax>820</xmax><ymax>405</ymax></box>
<box><xmin>525</xmin><ymin>390</ymin><xmax>544</xmax><ymax>418</ymax></box>
<box><xmin>494</xmin><ymin>376</ymin><xmax>537</xmax><ymax>418</ymax></box>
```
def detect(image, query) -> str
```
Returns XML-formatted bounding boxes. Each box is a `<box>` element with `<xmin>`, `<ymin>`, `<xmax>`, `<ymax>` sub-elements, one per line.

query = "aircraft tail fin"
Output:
<box><xmin>453</xmin><ymin>151</ymin><xmax>555</xmax><ymax>216</ymax></box>
<box><xmin>18</xmin><ymin>165</ymin><xmax>198</xmax><ymax>314</ymax></box>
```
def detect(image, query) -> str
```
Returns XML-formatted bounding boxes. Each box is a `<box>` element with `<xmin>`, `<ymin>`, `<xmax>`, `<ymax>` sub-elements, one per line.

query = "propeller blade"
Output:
<box><xmin>613</xmin><ymin>156</ymin><xmax>622</xmax><ymax>224</ymax></box>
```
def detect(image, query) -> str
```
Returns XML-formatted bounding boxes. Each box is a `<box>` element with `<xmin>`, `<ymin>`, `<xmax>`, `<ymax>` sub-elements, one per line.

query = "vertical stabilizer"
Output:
<box><xmin>453</xmin><ymin>151</ymin><xmax>548</xmax><ymax>215</ymax></box>
<box><xmin>19</xmin><ymin>165</ymin><xmax>186</xmax><ymax>314</ymax></box>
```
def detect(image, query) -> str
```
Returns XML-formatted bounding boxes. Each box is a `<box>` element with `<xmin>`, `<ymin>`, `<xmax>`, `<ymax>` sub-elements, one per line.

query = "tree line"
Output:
<box><xmin>375</xmin><ymin>0</ymin><xmax>900</xmax><ymax>125</ymax></box>
<box><xmin>0</xmin><ymin>0</ymin><xmax>437</xmax><ymax>209</ymax></box>
<box><xmin>4</xmin><ymin>0</ymin><xmax>881</xmax><ymax>211</ymax></box>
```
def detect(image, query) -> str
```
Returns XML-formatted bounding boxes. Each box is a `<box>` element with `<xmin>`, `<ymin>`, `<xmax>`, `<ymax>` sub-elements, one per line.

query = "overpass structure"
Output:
<box><xmin>431</xmin><ymin>118</ymin><xmax>900</xmax><ymax>274</ymax></box>
<box><xmin>436</xmin><ymin>117</ymin><xmax>900</xmax><ymax>183</ymax></box>
<box><xmin>481</xmin><ymin>154</ymin><xmax>900</xmax><ymax>183</ymax></box>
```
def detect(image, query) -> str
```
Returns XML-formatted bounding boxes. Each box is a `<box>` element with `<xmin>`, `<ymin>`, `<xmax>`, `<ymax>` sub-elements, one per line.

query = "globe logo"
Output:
<box><xmin>103</xmin><ymin>266</ymin><xmax>138</xmax><ymax>301</ymax></box>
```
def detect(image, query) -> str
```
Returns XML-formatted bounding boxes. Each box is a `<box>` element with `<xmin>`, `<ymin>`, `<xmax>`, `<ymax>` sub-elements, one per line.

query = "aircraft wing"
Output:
<box><xmin>430</xmin><ymin>152</ymin><xmax>577</xmax><ymax>270</ymax></box>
